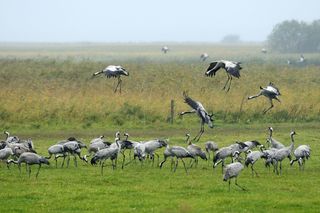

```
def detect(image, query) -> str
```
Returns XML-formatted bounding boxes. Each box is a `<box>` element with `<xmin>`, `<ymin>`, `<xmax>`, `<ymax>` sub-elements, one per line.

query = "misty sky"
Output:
<box><xmin>0</xmin><ymin>0</ymin><xmax>319</xmax><ymax>42</ymax></box>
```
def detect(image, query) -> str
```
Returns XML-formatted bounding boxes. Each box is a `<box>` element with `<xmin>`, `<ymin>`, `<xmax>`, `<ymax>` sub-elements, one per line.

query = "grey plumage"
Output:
<box><xmin>159</xmin><ymin>141</ymin><xmax>194</xmax><ymax>174</ymax></box>
<box><xmin>244</xmin><ymin>148</ymin><xmax>266</xmax><ymax>177</ymax></box>
<box><xmin>267</xmin><ymin>127</ymin><xmax>285</xmax><ymax>149</ymax></box>
<box><xmin>204</xmin><ymin>141</ymin><xmax>219</xmax><ymax>160</ymax></box>
<box><xmin>61</xmin><ymin>139</ymin><xmax>87</xmax><ymax>168</ymax></box>
<box><xmin>290</xmin><ymin>145</ymin><xmax>311</xmax><ymax>170</ymax></box>
<box><xmin>7</xmin><ymin>152</ymin><xmax>50</xmax><ymax>178</ymax></box>
<box><xmin>90</xmin><ymin>138</ymin><xmax>121</xmax><ymax>175</ymax></box>
<box><xmin>46</xmin><ymin>144</ymin><xmax>66</xmax><ymax>168</ymax></box>
<box><xmin>248</xmin><ymin>82</ymin><xmax>281</xmax><ymax>114</ymax></box>
<box><xmin>185</xmin><ymin>134</ymin><xmax>207</xmax><ymax>167</ymax></box>
<box><xmin>92</xmin><ymin>65</ymin><xmax>129</xmax><ymax>93</ymax></box>
<box><xmin>180</xmin><ymin>91</ymin><xmax>214</xmax><ymax>141</ymax></box>
<box><xmin>143</xmin><ymin>139</ymin><xmax>167</xmax><ymax>166</ymax></box>
<box><xmin>3</xmin><ymin>131</ymin><xmax>20</xmax><ymax>143</ymax></box>
<box><xmin>272</xmin><ymin>131</ymin><xmax>296</xmax><ymax>175</ymax></box>
<box><xmin>223</xmin><ymin>162</ymin><xmax>246</xmax><ymax>191</ymax></box>
<box><xmin>0</xmin><ymin>147</ymin><xmax>14</xmax><ymax>161</ymax></box>
<box><xmin>205</xmin><ymin>60</ymin><xmax>242</xmax><ymax>92</ymax></box>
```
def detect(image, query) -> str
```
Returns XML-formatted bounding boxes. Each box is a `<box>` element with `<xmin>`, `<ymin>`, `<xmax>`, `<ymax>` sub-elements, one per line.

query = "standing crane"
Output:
<box><xmin>223</xmin><ymin>161</ymin><xmax>246</xmax><ymax>191</ymax></box>
<box><xmin>180</xmin><ymin>91</ymin><xmax>214</xmax><ymax>141</ymax></box>
<box><xmin>7</xmin><ymin>152</ymin><xmax>50</xmax><ymax>178</ymax></box>
<box><xmin>185</xmin><ymin>133</ymin><xmax>207</xmax><ymax>167</ymax></box>
<box><xmin>205</xmin><ymin>60</ymin><xmax>242</xmax><ymax>92</ymax></box>
<box><xmin>290</xmin><ymin>145</ymin><xmax>311</xmax><ymax>170</ymax></box>
<box><xmin>92</xmin><ymin>65</ymin><xmax>129</xmax><ymax>93</ymax></box>
<box><xmin>248</xmin><ymin>82</ymin><xmax>281</xmax><ymax>114</ymax></box>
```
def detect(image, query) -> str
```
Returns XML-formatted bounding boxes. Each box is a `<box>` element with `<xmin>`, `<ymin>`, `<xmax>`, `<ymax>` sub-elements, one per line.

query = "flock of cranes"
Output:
<box><xmin>1</xmin><ymin>45</ymin><xmax>312</xmax><ymax>191</ymax></box>
<box><xmin>1</xmin><ymin>126</ymin><xmax>312</xmax><ymax>191</ymax></box>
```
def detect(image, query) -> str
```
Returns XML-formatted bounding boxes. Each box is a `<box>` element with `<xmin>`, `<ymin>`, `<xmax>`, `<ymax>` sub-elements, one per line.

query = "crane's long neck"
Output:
<box><xmin>186</xmin><ymin>135</ymin><xmax>191</xmax><ymax>145</ymax></box>
<box><xmin>289</xmin><ymin>133</ymin><xmax>295</xmax><ymax>152</ymax></box>
<box><xmin>4</xmin><ymin>131</ymin><xmax>9</xmax><ymax>139</ymax></box>
<box><xmin>268</xmin><ymin>129</ymin><xmax>273</xmax><ymax>139</ymax></box>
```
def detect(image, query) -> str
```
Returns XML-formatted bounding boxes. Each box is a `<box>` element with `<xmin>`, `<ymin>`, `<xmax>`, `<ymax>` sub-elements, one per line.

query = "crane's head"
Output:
<box><xmin>207</xmin><ymin>113</ymin><xmax>214</xmax><ymax>128</ymax></box>
<box><xmin>40</xmin><ymin>157</ymin><xmax>50</xmax><ymax>165</ymax></box>
<box><xmin>290</xmin><ymin>130</ymin><xmax>297</xmax><ymax>136</ymax></box>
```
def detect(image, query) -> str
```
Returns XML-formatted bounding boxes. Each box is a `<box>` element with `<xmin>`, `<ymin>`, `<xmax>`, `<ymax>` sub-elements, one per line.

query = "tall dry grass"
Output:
<box><xmin>0</xmin><ymin>43</ymin><xmax>319</xmax><ymax>129</ymax></box>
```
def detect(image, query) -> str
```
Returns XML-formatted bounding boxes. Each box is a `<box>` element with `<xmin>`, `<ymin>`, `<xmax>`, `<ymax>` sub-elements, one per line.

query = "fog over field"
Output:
<box><xmin>1</xmin><ymin>0</ymin><xmax>319</xmax><ymax>42</ymax></box>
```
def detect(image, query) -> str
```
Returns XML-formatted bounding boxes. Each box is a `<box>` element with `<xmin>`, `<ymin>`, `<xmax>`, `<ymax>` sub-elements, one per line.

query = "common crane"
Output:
<box><xmin>272</xmin><ymin>131</ymin><xmax>296</xmax><ymax>175</ymax></box>
<box><xmin>204</xmin><ymin>141</ymin><xmax>219</xmax><ymax>160</ymax></box>
<box><xmin>143</xmin><ymin>139</ymin><xmax>167</xmax><ymax>166</ymax></box>
<box><xmin>223</xmin><ymin>161</ymin><xmax>246</xmax><ymax>191</ymax></box>
<box><xmin>290</xmin><ymin>145</ymin><xmax>311</xmax><ymax>170</ymax></box>
<box><xmin>90</xmin><ymin>137</ymin><xmax>121</xmax><ymax>175</ymax></box>
<box><xmin>261</xmin><ymin>48</ymin><xmax>267</xmax><ymax>54</ymax></box>
<box><xmin>248</xmin><ymin>82</ymin><xmax>281</xmax><ymax>114</ymax></box>
<box><xmin>200</xmin><ymin>53</ymin><xmax>209</xmax><ymax>61</ymax></box>
<box><xmin>244</xmin><ymin>147</ymin><xmax>267</xmax><ymax>177</ymax></box>
<box><xmin>205</xmin><ymin>60</ymin><xmax>242</xmax><ymax>92</ymax></box>
<box><xmin>61</xmin><ymin>139</ymin><xmax>87</xmax><ymax>168</ymax></box>
<box><xmin>3</xmin><ymin>131</ymin><xmax>19</xmax><ymax>143</ymax></box>
<box><xmin>7</xmin><ymin>152</ymin><xmax>49</xmax><ymax>178</ymax></box>
<box><xmin>159</xmin><ymin>142</ymin><xmax>194</xmax><ymax>174</ymax></box>
<box><xmin>185</xmin><ymin>133</ymin><xmax>207</xmax><ymax>167</ymax></box>
<box><xmin>46</xmin><ymin>144</ymin><xmax>67</xmax><ymax>168</ymax></box>
<box><xmin>161</xmin><ymin>46</ymin><xmax>169</xmax><ymax>54</ymax></box>
<box><xmin>267</xmin><ymin>127</ymin><xmax>285</xmax><ymax>149</ymax></box>
<box><xmin>0</xmin><ymin>147</ymin><xmax>14</xmax><ymax>162</ymax></box>
<box><xmin>92</xmin><ymin>65</ymin><xmax>129</xmax><ymax>93</ymax></box>
<box><xmin>88</xmin><ymin>135</ymin><xmax>111</xmax><ymax>155</ymax></box>
<box><xmin>180</xmin><ymin>91</ymin><xmax>214</xmax><ymax>141</ymax></box>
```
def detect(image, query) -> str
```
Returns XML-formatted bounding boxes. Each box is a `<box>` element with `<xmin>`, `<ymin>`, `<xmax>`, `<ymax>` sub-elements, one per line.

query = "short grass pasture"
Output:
<box><xmin>0</xmin><ymin>43</ymin><xmax>320</xmax><ymax>212</ymax></box>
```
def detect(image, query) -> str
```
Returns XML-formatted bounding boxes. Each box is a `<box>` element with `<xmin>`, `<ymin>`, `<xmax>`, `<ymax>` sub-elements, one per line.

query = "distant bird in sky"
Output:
<box><xmin>92</xmin><ymin>65</ymin><xmax>129</xmax><ymax>93</ymax></box>
<box><xmin>205</xmin><ymin>60</ymin><xmax>242</xmax><ymax>92</ymax></box>
<box><xmin>161</xmin><ymin>46</ymin><xmax>169</xmax><ymax>54</ymax></box>
<box><xmin>200</xmin><ymin>53</ymin><xmax>209</xmax><ymax>61</ymax></box>
<box><xmin>180</xmin><ymin>91</ymin><xmax>214</xmax><ymax>141</ymax></box>
<box><xmin>248</xmin><ymin>82</ymin><xmax>281</xmax><ymax>114</ymax></box>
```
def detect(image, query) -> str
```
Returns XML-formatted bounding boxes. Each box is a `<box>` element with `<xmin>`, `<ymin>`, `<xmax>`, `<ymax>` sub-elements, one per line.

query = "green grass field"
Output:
<box><xmin>0</xmin><ymin>43</ymin><xmax>320</xmax><ymax>212</ymax></box>
<box><xmin>0</xmin><ymin>123</ymin><xmax>319</xmax><ymax>212</ymax></box>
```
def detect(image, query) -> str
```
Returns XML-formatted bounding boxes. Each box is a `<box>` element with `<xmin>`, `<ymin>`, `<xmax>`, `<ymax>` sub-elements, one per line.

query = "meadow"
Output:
<box><xmin>0</xmin><ymin>43</ymin><xmax>320</xmax><ymax>212</ymax></box>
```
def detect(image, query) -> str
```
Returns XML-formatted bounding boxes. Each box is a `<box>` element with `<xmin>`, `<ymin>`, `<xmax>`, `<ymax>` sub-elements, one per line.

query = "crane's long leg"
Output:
<box><xmin>227</xmin><ymin>77</ymin><xmax>232</xmax><ymax>92</ymax></box>
<box><xmin>193</xmin><ymin>123</ymin><xmax>204</xmax><ymax>141</ymax></box>
<box><xmin>235</xmin><ymin>178</ymin><xmax>247</xmax><ymax>191</ymax></box>
<box><xmin>228</xmin><ymin>180</ymin><xmax>231</xmax><ymax>192</ymax></box>
<box><xmin>173</xmin><ymin>159</ymin><xmax>179</xmax><ymax>172</ymax></box>
<box><xmin>223</xmin><ymin>74</ymin><xmax>231</xmax><ymax>91</ymax></box>
<box><xmin>159</xmin><ymin>156</ymin><xmax>167</xmax><ymax>168</ymax></box>
<box><xmin>121</xmin><ymin>152</ymin><xmax>125</xmax><ymax>169</ymax></box>
<box><xmin>28</xmin><ymin>165</ymin><xmax>31</xmax><ymax>178</ymax></box>
<box><xmin>114</xmin><ymin>77</ymin><xmax>122</xmax><ymax>93</ymax></box>
<box><xmin>279</xmin><ymin>161</ymin><xmax>282</xmax><ymax>175</ymax></box>
<box><xmin>36</xmin><ymin>164</ymin><xmax>41</xmax><ymax>178</ymax></box>
<box><xmin>74</xmin><ymin>155</ymin><xmax>77</xmax><ymax>167</ymax></box>
<box><xmin>263</xmin><ymin>99</ymin><xmax>274</xmax><ymax>114</ymax></box>
<box><xmin>154</xmin><ymin>153</ymin><xmax>160</xmax><ymax>166</ymax></box>
<box><xmin>101</xmin><ymin>161</ymin><xmax>105</xmax><ymax>175</ymax></box>
<box><xmin>181</xmin><ymin>159</ymin><xmax>188</xmax><ymax>174</ymax></box>
<box><xmin>251</xmin><ymin>164</ymin><xmax>259</xmax><ymax>177</ymax></box>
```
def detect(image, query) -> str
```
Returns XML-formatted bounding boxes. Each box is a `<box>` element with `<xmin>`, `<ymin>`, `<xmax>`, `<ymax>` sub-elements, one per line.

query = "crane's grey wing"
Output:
<box><xmin>268</xmin><ymin>82</ymin><xmax>280</xmax><ymax>95</ymax></box>
<box><xmin>226</xmin><ymin>66</ymin><xmax>241</xmax><ymax>78</ymax></box>
<box><xmin>205</xmin><ymin>61</ymin><xmax>223</xmax><ymax>77</ymax></box>
<box><xmin>183</xmin><ymin>91</ymin><xmax>200</xmax><ymax>110</ymax></box>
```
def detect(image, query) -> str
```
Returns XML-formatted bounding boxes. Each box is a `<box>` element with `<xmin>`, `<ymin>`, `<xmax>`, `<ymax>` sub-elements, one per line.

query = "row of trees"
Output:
<box><xmin>268</xmin><ymin>19</ymin><xmax>320</xmax><ymax>53</ymax></box>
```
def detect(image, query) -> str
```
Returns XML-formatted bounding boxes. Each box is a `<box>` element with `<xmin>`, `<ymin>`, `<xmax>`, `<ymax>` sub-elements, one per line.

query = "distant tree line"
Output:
<box><xmin>268</xmin><ymin>19</ymin><xmax>320</xmax><ymax>53</ymax></box>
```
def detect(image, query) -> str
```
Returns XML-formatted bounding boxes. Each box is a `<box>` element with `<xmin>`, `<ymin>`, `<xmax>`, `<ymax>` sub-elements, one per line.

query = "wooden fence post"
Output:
<box><xmin>170</xmin><ymin>100</ymin><xmax>174</xmax><ymax>124</ymax></box>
